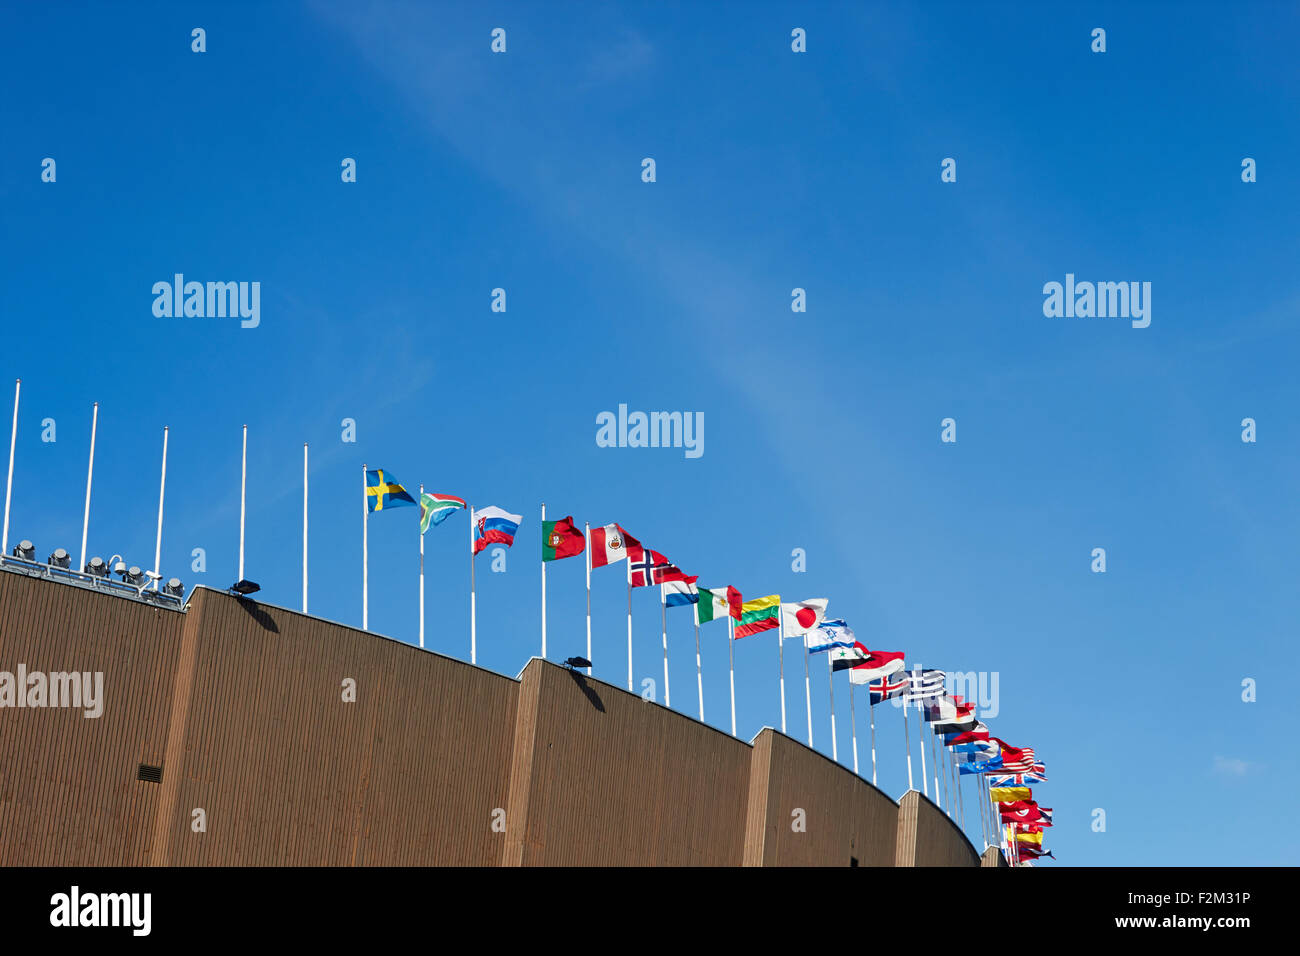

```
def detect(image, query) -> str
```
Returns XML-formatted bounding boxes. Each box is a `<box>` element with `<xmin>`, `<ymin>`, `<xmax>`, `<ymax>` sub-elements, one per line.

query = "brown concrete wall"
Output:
<box><xmin>0</xmin><ymin>571</ymin><xmax>185</xmax><ymax>866</ymax></box>
<box><xmin>503</xmin><ymin>659</ymin><xmax>751</xmax><ymax>865</ymax></box>
<box><xmin>895</xmin><ymin>789</ymin><xmax>981</xmax><ymax>867</ymax></box>
<box><xmin>981</xmin><ymin>845</ymin><xmax>1008</xmax><ymax>867</ymax></box>
<box><xmin>152</xmin><ymin>588</ymin><xmax>519</xmax><ymax>865</ymax></box>
<box><xmin>743</xmin><ymin>729</ymin><xmax>899</xmax><ymax>866</ymax></box>
<box><xmin>1</xmin><ymin>572</ymin><xmax>987</xmax><ymax>867</ymax></box>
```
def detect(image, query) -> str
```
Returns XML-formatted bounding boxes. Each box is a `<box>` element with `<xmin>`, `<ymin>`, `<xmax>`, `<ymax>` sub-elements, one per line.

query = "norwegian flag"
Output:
<box><xmin>627</xmin><ymin>544</ymin><xmax>690</xmax><ymax>588</ymax></box>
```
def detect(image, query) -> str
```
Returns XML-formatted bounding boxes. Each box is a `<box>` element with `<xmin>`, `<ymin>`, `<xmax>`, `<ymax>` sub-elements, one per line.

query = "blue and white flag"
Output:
<box><xmin>810</xmin><ymin>617</ymin><xmax>855</xmax><ymax>654</ymax></box>
<box><xmin>661</xmin><ymin>578</ymin><xmax>699</xmax><ymax>608</ymax></box>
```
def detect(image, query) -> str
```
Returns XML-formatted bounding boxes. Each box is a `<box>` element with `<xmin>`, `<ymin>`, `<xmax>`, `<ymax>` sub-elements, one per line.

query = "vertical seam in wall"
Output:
<box><xmin>148</xmin><ymin>593</ymin><xmax>203</xmax><ymax>865</ymax></box>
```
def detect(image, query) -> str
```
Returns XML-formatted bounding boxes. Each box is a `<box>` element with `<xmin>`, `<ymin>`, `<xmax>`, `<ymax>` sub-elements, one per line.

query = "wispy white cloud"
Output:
<box><xmin>1213</xmin><ymin>755</ymin><xmax>1251</xmax><ymax>776</ymax></box>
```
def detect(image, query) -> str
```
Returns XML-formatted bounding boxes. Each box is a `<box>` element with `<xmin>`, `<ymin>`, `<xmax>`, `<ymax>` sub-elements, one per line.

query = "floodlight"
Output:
<box><xmin>163</xmin><ymin>578</ymin><xmax>184</xmax><ymax>597</ymax></box>
<box><xmin>85</xmin><ymin>557</ymin><xmax>108</xmax><ymax>578</ymax></box>
<box><xmin>48</xmin><ymin>548</ymin><xmax>70</xmax><ymax>569</ymax></box>
<box><xmin>230</xmin><ymin>579</ymin><xmax>260</xmax><ymax>596</ymax></box>
<box><xmin>12</xmin><ymin>540</ymin><xmax>34</xmax><ymax>560</ymax></box>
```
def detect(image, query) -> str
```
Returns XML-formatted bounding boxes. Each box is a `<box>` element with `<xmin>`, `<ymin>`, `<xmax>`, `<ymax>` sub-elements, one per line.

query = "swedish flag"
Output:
<box><xmin>366</xmin><ymin>468</ymin><xmax>417</xmax><ymax>513</ymax></box>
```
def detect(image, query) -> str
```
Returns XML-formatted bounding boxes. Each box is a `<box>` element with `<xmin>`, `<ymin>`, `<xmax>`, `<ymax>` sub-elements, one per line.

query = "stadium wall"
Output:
<box><xmin>0</xmin><ymin>573</ymin><xmax>985</xmax><ymax>867</ymax></box>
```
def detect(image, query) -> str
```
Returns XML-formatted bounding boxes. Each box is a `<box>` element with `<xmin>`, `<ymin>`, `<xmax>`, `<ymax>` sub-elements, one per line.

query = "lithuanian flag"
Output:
<box><xmin>735</xmin><ymin>594</ymin><xmax>780</xmax><ymax>638</ymax></box>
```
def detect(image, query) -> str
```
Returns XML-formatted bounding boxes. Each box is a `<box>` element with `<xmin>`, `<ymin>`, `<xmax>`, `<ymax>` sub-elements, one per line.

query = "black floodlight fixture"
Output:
<box><xmin>563</xmin><ymin>656</ymin><xmax>592</xmax><ymax>671</ymax></box>
<box><xmin>230</xmin><ymin>579</ymin><xmax>260</xmax><ymax>596</ymax></box>
<box><xmin>84</xmin><ymin>556</ymin><xmax>108</xmax><ymax>578</ymax></box>
<box><xmin>48</xmin><ymin>548</ymin><xmax>70</xmax><ymax>569</ymax></box>
<box><xmin>123</xmin><ymin>566</ymin><xmax>147</xmax><ymax>587</ymax></box>
<box><xmin>12</xmin><ymin>539</ymin><xmax>34</xmax><ymax>560</ymax></box>
<box><xmin>163</xmin><ymin>578</ymin><xmax>184</xmax><ymax>598</ymax></box>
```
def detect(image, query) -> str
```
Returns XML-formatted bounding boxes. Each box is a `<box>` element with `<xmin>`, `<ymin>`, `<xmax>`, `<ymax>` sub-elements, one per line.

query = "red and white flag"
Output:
<box><xmin>590</xmin><ymin>523</ymin><xmax>639</xmax><ymax>568</ymax></box>
<box><xmin>628</xmin><ymin>544</ymin><xmax>689</xmax><ymax>587</ymax></box>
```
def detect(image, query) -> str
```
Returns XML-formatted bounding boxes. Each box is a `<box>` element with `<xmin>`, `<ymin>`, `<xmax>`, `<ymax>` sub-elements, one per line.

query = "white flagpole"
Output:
<box><xmin>728</xmin><ymin>615</ymin><xmax>736</xmax><ymax>737</ymax></box>
<box><xmin>825</xmin><ymin>652</ymin><xmax>837</xmax><ymax>762</ymax></box>
<box><xmin>238</xmin><ymin>425</ymin><xmax>247</xmax><ymax>583</ymax></box>
<box><xmin>469</xmin><ymin>503</ymin><xmax>477</xmax><ymax>665</ymax></box>
<box><xmin>660</xmin><ymin>585</ymin><xmax>670</xmax><ymax>708</ymax></box>
<box><xmin>584</xmin><ymin>522</ymin><xmax>592</xmax><ymax>675</ymax></box>
<box><xmin>152</xmin><ymin>426</ymin><xmax>168</xmax><ymax>589</ymax></box>
<box><xmin>777</xmin><ymin>613</ymin><xmax>787</xmax><ymax>735</ymax></box>
<box><xmin>695</xmin><ymin>614</ymin><xmax>704</xmax><ymax>722</ymax></box>
<box><xmin>79</xmin><ymin>401</ymin><xmax>98</xmax><ymax>572</ymax></box>
<box><xmin>917</xmin><ymin>696</ymin><xmax>929</xmax><ymax>798</ymax></box>
<box><xmin>929</xmin><ymin>720</ymin><xmax>942</xmax><ymax>811</ymax></box>
<box><xmin>849</xmin><ymin>675</ymin><xmax>859</xmax><ymax>776</ymax></box>
<box><xmin>903</xmin><ymin>688</ymin><xmax>914</xmax><ymax>791</ymax></box>
<box><xmin>1</xmin><ymin>379</ymin><xmax>16</xmax><ymax>559</ymax></box>
<box><xmin>362</xmin><ymin>464</ymin><xmax>368</xmax><ymax>630</ymax></box>
<box><xmin>419</xmin><ymin>483</ymin><xmax>425</xmax><ymax>649</ymax></box>
<box><xmin>802</xmin><ymin>638</ymin><xmax>814</xmax><ymax>748</ymax></box>
<box><xmin>540</xmin><ymin>502</ymin><xmax>547</xmax><ymax>660</ymax></box>
<box><xmin>869</xmin><ymin>682</ymin><xmax>878</xmax><ymax>787</ymax></box>
<box><xmin>625</xmin><ymin>550</ymin><xmax>633</xmax><ymax>692</ymax></box>
<box><xmin>302</xmin><ymin>443</ymin><xmax>308</xmax><ymax>614</ymax></box>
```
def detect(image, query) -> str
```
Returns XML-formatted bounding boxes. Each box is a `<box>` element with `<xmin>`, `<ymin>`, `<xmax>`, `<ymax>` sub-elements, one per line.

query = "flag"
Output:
<box><xmin>1002</xmin><ymin>807</ymin><xmax>1054</xmax><ymax>827</ymax></box>
<box><xmin>809</xmin><ymin>618</ymin><xmax>855</xmax><ymax>654</ymax></box>
<box><xmin>628</xmin><ymin>545</ymin><xmax>690</xmax><ymax>587</ymax></box>
<box><xmin>1014</xmin><ymin>830</ymin><xmax>1043</xmax><ymax>847</ymax></box>
<box><xmin>1016</xmin><ymin>845</ymin><xmax>1055</xmax><ymax>860</ymax></box>
<box><xmin>698</xmin><ymin>586</ymin><xmax>742</xmax><ymax>625</ymax></box>
<box><xmin>944</xmin><ymin>721</ymin><xmax>990</xmax><ymax>745</ymax></box>
<box><xmin>903</xmin><ymin>669</ymin><xmax>945</xmax><ymax>703</ymax></box>
<box><xmin>781</xmin><ymin>599</ymin><xmax>829</xmax><ymax>645</ymax></box>
<box><xmin>662</xmin><ymin>577</ymin><xmax>700</xmax><ymax>607</ymax></box>
<box><xmin>735</xmin><ymin>595</ymin><xmax>781</xmax><ymax>638</ymax></box>
<box><xmin>987</xmin><ymin>770</ymin><xmax>1048</xmax><ymax>787</ymax></box>
<box><xmin>848</xmin><ymin>650</ymin><xmax>906</xmax><ymax>684</ymax></box>
<box><xmin>959</xmin><ymin>756</ymin><xmax>1002</xmax><ymax>775</ymax></box>
<box><xmin>366</xmin><ymin>468</ymin><xmax>417</xmax><ymax>513</ymax></box>
<box><xmin>420</xmin><ymin>493</ymin><xmax>466</xmax><ymax>533</ymax></box>
<box><xmin>541</xmin><ymin>516</ymin><xmax>585</xmax><ymax>561</ymax></box>
<box><xmin>989</xmin><ymin>786</ymin><xmax>1031</xmax><ymax>803</ymax></box>
<box><xmin>991</xmin><ymin>739</ymin><xmax>1037</xmax><ymax>772</ymax></box>
<box><xmin>869</xmin><ymin>675</ymin><xmax>909</xmax><ymax>704</ymax></box>
<box><xmin>590</xmin><ymin>523</ymin><xmax>638</xmax><ymax>568</ymax></box>
<box><xmin>472</xmin><ymin>506</ymin><xmax>522</xmax><ymax>555</ymax></box>
<box><xmin>830</xmin><ymin>641</ymin><xmax>869</xmax><ymax>671</ymax></box>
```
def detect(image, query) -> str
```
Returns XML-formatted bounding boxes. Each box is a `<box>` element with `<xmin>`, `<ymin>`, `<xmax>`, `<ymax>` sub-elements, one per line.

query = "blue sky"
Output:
<box><xmin>2</xmin><ymin>0</ymin><xmax>1297</xmax><ymax>866</ymax></box>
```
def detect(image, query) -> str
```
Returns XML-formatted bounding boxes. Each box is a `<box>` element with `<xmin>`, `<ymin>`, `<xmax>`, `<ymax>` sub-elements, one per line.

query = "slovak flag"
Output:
<box><xmin>472</xmin><ymin>506</ymin><xmax>522</xmax><ymax>555</ymax></box>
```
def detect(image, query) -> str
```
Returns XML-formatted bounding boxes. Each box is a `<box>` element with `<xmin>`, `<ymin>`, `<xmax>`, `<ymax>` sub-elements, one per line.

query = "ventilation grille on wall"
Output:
<box><xmin>137</xmin><ymin>763</ymin><xmax>163</xmax><ymax>784</ymax></box>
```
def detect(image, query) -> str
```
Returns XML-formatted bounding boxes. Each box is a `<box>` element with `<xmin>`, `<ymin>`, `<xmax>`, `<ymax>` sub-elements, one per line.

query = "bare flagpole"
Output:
<box><xmin>239</xmin><ymin>425</ymin><xmax>247</xmax><ymax>583</ymax></box>
<box><xmin>584</xmin><ymin>522</ymin><xmax>592</xmax><ymax>675</ymax></box>
<box><xmin>540</xmin><ymin>503</ymin><xmax>547</xmax><ymax>659</ymax></box>
<box><xmin>419</xmin><ymin>483</ymin><xmax>425</xmax><ymax>649</ymax></box>
<box><xmin>302</xmin><ymin>443</ymin><xmax>308</xmax><ymax>613</ymax></box>
<box><xmin>929</xmin><ymin>720</ymin><xmax>943</xmax><ymax>813</ymax></box>
<box><xmin>1</xmin><ymin>379</ymin><xmax>17</xmax><ymax>558</ymax></box>
<box><xmin>152</xmin><ymin>426</ymin><xmax>168</xmax><ymax>589</ymax></box>
<box><xmin>79</xmin><ymin>401</ymin><xmax>98</xmax><ymax>572</ymax></box>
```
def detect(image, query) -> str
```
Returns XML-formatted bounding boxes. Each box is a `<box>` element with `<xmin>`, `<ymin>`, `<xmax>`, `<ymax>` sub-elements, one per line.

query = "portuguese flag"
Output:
<box><xmin>542</xmin><ymin>516</ymin><xmax>585</xmax><ymax>561</ymax></box>
<box><xmin>735</xmin><ymin>594</ymin><xmax>780</xmax><ymax>638</ymax></box>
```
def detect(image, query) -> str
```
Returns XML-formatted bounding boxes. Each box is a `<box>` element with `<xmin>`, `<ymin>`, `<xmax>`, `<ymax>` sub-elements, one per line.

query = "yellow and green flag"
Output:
<box><xmin>735</xmin><ymin>594</ymin><xmax>780</xmax><ymax>638</ymax></box>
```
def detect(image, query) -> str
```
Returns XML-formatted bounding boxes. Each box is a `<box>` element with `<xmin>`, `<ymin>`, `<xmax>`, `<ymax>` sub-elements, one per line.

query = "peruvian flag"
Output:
<box><xmin>590</xmin><ymin>524</ymin><xmax>639</xmax><ymax>568</ymax></box>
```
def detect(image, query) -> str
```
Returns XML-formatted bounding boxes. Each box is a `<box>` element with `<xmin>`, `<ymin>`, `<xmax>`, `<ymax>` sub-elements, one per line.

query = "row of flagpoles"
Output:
<box><xmin>361</xmin><ymin>463</ymin><xmax>1054</xmax><ymax>864</ymax></box>
<box><xmin>0</xmin><ymin>384</ymin><xmax>1053</xmax><ymax>865</ymax></box>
